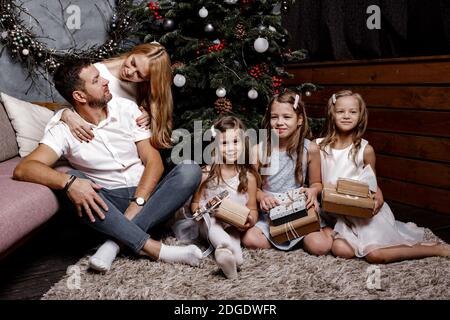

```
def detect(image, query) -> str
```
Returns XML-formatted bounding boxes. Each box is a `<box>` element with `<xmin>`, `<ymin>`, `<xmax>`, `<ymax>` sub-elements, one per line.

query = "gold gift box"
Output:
<box><xmin>336</xmin><ymin>178</ymin><xmax>370</xmax><ymax>197</ymax></box>
<box><xmin>322</xmin><ymin>183</ymin><xmax>375</xmax><ymax>218</ymax></box>
<box><xmin>269</xmin><ymin>207</ymin><xmax>320</xmax><ymax>244</ymax></box>
<box><xmin>214</xmin><ymin>198</ymin><xmax>250</xmax><ymax>228</ymax></box>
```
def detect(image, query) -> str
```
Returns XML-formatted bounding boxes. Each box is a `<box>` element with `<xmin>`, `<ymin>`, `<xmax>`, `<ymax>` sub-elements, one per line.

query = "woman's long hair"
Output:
<box><xmin>318</xmin><ymin>90</ymin><xmax>368</xmax><ymax>164</ymax></box>
<box><xmin>114</xmin><ymin>43</ymin><xmax>173</xmax><ymax>149</ymax></box>
<box><xmin>260</xmin><ymin>90</ymin><xmax>311</xmax><ymax>186</ymax></box>
<box><xmin>199</xmin><ymin>116</ymin><xmax>261</xmax><ymax>195</ymax></box>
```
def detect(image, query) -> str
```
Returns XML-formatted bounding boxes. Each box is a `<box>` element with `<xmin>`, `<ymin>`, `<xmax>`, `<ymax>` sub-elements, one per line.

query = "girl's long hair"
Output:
<box><xmin>318</xmin><ymin>90</ymin><xmax>368</xmax><ymax>164</ymax></box>
<box><xmin>112</xmin><ymin>43</ymin><xmax>173</xmax><ymax>149</ymax></box>
<box><xmin>200</xmin><ymin>116</ymin><xmax>261</xmax><ymax>194</ymax></box>
<box><xmin>260</xmin><ymin>90</ymin><xmax>311</xmax><ymax>186</ymax></box>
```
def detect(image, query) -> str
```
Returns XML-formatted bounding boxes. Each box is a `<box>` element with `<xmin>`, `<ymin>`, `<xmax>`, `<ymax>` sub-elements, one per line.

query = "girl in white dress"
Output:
<box><xmin>317</xmin><ymin>90</ymin><xmax>450</xmax><ymax>263</ymax></box>
<box><xmin>190</xmin><ymin>116</ymin><xmax>259</xmax><ymax>279</ymax></box>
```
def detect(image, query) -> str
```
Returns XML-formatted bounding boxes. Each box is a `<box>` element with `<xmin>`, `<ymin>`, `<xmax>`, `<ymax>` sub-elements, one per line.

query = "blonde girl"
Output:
<box><xmin>317</xmin><ymin>90</ymin><xmax>449</xmax><ymax>263</ymax></box>
<box><xmin>242</xmin><ymin>90</ymin><xmax>334</xmax><ymax>255</ymax></box>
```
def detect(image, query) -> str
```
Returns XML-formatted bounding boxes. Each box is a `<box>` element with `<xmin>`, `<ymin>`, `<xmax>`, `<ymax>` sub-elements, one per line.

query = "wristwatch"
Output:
<box><xmin>132</xmin><ymin>197</ymin><xmax>146</xmax><ymax>206</ymax></box>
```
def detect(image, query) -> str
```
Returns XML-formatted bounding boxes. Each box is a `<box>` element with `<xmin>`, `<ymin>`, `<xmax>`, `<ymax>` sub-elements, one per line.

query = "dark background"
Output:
<box><xmin>283</xmin><ymin>0</ymin><xmax>450</xmax><ymax>61</ymax></box>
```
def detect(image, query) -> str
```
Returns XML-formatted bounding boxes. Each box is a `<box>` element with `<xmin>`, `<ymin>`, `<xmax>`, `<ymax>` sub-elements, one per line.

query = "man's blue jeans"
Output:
<box><xmin>65</xmin><ymin>161</ymin><xmax>201</xmax><ymax>253</ymax></box>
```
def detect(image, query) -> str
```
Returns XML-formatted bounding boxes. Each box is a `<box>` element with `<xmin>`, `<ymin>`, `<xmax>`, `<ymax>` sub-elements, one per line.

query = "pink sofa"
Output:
<box><xmin>0</xmin><ymin>99</ymin><xmax>68</xmax><ymax>259</ymax></box>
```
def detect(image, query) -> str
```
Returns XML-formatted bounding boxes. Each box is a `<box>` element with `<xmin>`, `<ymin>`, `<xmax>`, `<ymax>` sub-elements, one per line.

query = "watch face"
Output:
<box><xmin>136</xmin><ymin>197</ymin><xmax>145</xmax><ymax>205</ymax></box>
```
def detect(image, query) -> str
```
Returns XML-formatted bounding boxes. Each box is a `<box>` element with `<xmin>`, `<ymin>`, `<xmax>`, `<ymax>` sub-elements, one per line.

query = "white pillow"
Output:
<box><xmin>0</xmin><ymin>92</ymin><xmax>54</xmax><ymax>157</ymax></box>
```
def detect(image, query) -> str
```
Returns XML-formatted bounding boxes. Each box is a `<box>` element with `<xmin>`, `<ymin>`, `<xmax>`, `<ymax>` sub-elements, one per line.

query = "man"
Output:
<box><xmin>14</xmin><ymin>59</ymin><xmax>203</xmax><ymax>271</ymax></box>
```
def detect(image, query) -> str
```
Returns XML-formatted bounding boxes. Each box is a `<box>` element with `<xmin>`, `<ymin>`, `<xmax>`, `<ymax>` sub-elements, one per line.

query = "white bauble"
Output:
<box><xmin>22</xmin><ymin>49</ymin><xmax>29</xmax><ymax>56</ymax></box>
<box><xmin>248</xmin><ymin>88</ymin><xmax>258</xmax><ymax>100</ymax></box>
<box><xmin>173</xmin><ymin>74</ymin><xmax>186</xmax><ymax>87</ymax></box>
<box><xmin>199</xmin><ymin>7</ymin><xmax>208</xmax><ymax>18</ymax></box>
<box><xmin>254</xmin><ymin>37</ymin><xmax>269</xmax><ymax>53</ymax></box>
<box><xmin>216</xmin><ymin>87</ymin><xmax>227</xmax><ymax>97</ymax></box>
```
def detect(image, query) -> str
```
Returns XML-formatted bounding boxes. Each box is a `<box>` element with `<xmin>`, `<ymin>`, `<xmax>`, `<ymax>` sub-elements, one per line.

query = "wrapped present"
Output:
<box><xmin>269</xmin><ymin>207</ymin><xmax>320</xmax><ymax>244</ymax></box>
<box><xmin>322</xmin><ymin>183</ymin><xmax>375</xmax><ymax>218</ymax></box>
<box><xmin>192</xmin><ymin>190</ymin><xmax>229</xmax><ymax>221</ymax></box>
<box><xmin>214</xmin><ymin>198</ymin><xmax>250</xmax><ymax>229</ymax></box>
<box><xmin>337</xmin><ymin>178</ymin><xmax>369</xmax><ymax>198</ymax></box>
<box><xmin>269</xmin><ymin>189</ymin><xmax>307</xmax><ymax>226</ymax></box>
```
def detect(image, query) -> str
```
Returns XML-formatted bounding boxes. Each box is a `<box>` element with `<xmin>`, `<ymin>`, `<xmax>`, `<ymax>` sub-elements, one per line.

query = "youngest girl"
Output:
<box><xmin>191</xmin><ymin>116</ymin><xmax>260</xmax><ymax>278</ymax></box>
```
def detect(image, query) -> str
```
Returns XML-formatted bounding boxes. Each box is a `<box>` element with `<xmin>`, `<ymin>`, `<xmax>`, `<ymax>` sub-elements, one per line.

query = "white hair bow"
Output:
<box><xmin>293</xmin><ymin>94</ymin><xmax>300</xmax><ymax>110</ymax></box>
<box><xmin>210</xmin><ymin>125</ymin><xmax>217</xmax><ymax>138</ymax></box>
<box><xmin>332</xmin><ymin>94</ymin><xmax>337</xmax><ymax>104</ymax></box>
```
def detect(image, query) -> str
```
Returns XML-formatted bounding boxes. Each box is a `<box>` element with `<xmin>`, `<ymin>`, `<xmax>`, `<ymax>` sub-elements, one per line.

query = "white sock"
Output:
<box><xmin>229</xmin><ymin>231</ymin><xmax>244</xmax><ymax>266</ymax></box>
<box><xmin>215</xmin><ymin>247</ymin><xmax>237</xmax><ymax>279</ymax></box>
<box><xmin>89</xmin><ymin>240</ymin><xmax>120</xmax><ymax>272</ymax></box>
<box><xmin>158</xmin><ymin>243</ymin><xmax>203</xmax><ymax>267</ymax></box>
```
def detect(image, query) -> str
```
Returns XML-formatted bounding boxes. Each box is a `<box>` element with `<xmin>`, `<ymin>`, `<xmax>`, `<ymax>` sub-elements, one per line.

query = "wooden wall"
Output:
<box><xmin>285</xmin><ymin>55</ymin><xmax>450</xmax><ymax>215</ymax></box>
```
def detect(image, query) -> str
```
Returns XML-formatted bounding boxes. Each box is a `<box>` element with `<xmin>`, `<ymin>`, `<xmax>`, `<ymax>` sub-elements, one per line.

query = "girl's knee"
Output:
<box><xmin>365</xmin><ymin>250</ymin><xmax>386</xmax><ymax>264</ymax></box>
<box><xmin>242</xmin><ymin>228</ymin><xmax>270</xmax><ymax>249</ymax></box>
<box><xmin>331</xmin><ymin>240</ymin><xmax>355</xmax><ymax>259</ymax></box>
<box><xmin>303</xmin><ymin>232</ymin><xmax>332</xmax><ymax>256</ymax></box>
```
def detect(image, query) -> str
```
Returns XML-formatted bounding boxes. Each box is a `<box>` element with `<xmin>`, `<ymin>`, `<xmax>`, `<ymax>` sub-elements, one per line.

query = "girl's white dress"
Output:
<box><xmin>317</xmin><ymin>138</ymin><xmax>424</xmax><ymax>257</ymax></box>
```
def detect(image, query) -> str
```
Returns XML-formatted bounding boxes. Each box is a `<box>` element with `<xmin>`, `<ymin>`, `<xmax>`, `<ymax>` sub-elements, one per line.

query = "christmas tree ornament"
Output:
<box><xmin>21</xmin><ymin>49</ymin><xmax>29</xmax><ymax>56</ymax></box>
<box><xmin>163</xmin><ymin>18</ymin><xmax>176</xmax><ymax>31</ymax></box>
<box><xmin>234</xmin><ymin>23</ymin><xmax>246</xmax><ymax>40</ymax></box>
<box><xmin>254</xmin><ymin>37</ymin><xmax>269</xmax><ymax>53</ymax></box>
<box><xmin>204</xmin><ymin>23</ymin><xmax>215</xmax><ymax>34</ymax></box>
<box><xmin>173</xmin><ymin>74</ymin><xmax>186</xmax><ymax>87</ymax></box>
<box><xmin>279</xmin><ymin>35</ymin><xmax>288</xmax><ymax>46</ymax></box>
<box><xmin>224</xmin><ymin>0</ymin><xmax>238</xmax><ymax>4</ymax></box>
<box><xmin>257</xmin><ymin>25</ymin><xmax>266</xmax><ymax>31</ymax></box>
<box><xmin>214</xmin><ymin>97</ymin><xmax>233</xmax><ymax>114</ymax></box>
<box><xmin>216</xmin><ymin>87</ymin><xmax>227</xmax><ymax>98</ymax></box>
<box><xmin>198</xmin><ymin>7</ymin><xmax>208</xmax><ymax>18</ymax></box>
<box><xmin>248</xmin><ymin>88</ymin><xmax>258</xmax><ymax>100</ymax></box>
<box><xmin>305</xmin><ymin>91</ymin><xmax>312</xmax><ymax>97</ymax></box>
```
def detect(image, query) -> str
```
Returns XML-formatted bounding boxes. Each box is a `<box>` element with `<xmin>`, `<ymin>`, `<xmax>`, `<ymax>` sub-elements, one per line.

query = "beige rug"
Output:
<box><xmin>42</xmin><ymin>229</ymin><xmax>450</xmax><ymax>300</ymax></box>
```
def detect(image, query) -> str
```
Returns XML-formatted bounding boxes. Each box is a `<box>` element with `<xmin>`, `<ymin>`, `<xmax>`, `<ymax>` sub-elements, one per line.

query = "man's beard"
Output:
<box><xmin>86</xmin><ymin>92</ymin><xmax>112</xmax><ymax>109</ymax></box>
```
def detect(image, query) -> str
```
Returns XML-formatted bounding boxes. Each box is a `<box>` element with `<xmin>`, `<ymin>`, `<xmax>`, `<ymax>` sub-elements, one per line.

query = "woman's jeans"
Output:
<box><xmin>64</xmin><ymin>161</ymin><xmax>201</xmax><ymax>253</ymax></box>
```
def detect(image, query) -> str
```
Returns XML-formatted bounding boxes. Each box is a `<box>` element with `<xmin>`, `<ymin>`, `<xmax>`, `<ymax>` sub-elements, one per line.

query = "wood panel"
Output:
<box><xmin>376</xmin><ymin>155</ymin><xmax>450</xmax><ymax>189</ymax></box>
<box><xmin>302</xmin><ymin>87</ymin><xmax>450</xmax><ymax>111</ymax></box>
<box><xmin>367</xmin><ymin>109</ymin><xmax>450</xmax><ymax>138</ymax></box>
<box><xmin>378</xmin><ymin>178</ymin><xmax>450</xmax><ymax>214</ymax></box>
<box><xmin>286</xmin><ymin>60</ymin><xmax>450</xmax><ymax>85</ymax></box>
<box><xmin>364</xmin><ymin>131</ymin><xmax>450</xmax><ymax>163</ymax></box>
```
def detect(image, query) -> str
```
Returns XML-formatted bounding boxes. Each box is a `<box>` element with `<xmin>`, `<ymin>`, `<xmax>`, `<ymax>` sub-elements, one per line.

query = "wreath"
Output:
<box><xmin>0</xmin><ymin>0</ymin><xmax>139</xmax><ymax>93</ymax></box>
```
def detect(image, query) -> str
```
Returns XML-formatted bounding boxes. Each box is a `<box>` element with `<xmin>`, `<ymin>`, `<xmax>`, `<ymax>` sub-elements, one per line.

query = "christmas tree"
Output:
<box><xmin>134</xmin><ymin>0</ymin><xmax>314</xmax><ymax>131</ymax></box>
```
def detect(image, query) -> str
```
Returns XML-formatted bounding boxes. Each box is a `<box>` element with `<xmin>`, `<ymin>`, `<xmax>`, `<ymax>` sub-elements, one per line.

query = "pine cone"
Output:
<box><xmin>235</xmin><ymin>23</ymin><xmax>246</xmax><ymax>40</ymax></box>
<box><xmin>214</xmin><ymin>97</ymin><xmax>233</xmax><ymax>114</ymax></box>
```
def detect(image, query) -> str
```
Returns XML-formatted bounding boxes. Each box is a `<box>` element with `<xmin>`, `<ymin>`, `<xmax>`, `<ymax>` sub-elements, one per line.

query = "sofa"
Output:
<box><xmin>0</xmin><ymin>96</ymin><xmax>69</xmax><ymax>259</ymax></box>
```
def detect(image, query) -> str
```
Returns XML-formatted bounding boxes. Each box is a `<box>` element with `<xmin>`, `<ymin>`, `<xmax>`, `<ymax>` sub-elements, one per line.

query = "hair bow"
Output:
<box><xmin>332</xmin><ymin>94</ymin><xmax>337</xmax><ymax>104</ymax></box>
<box><xmin>293</xmin><ymin>94</ymin><xmax>300</xmax><ymax>110</ymax></box>
<box><xmin>210</xmin><ymin>125</ymin><xmax>217</xmax><ymax>138</ymax></box>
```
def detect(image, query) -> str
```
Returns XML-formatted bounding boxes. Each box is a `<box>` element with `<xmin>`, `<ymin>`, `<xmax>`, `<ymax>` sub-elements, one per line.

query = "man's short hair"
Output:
<box><xmin>53</xmin><ymin>58</ymin><xmax>92</xmax><ymax>105</ymax></box>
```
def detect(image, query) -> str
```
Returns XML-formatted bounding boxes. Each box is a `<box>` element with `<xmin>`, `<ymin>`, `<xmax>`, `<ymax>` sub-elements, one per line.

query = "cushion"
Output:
<box><xmin>0</xmin><ymin>92</ymin><xmax>54</xmax><ymax>157</ymax></box>
<box><xmin>0</xmin><ymin>98</ymin><xmax>19</xmax><ymax>161</ymax></box>
<box><xmin>0</xmin><ymin>157</ymin><xmax>72</xmax><ymax>255</ymax></box>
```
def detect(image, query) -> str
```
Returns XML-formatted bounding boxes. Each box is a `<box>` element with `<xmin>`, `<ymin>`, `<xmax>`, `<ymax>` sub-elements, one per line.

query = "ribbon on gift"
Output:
<box><xmin>282</xmin><ymin>221</ymin><xmax>301</xmax><ymax>242</ymax></box>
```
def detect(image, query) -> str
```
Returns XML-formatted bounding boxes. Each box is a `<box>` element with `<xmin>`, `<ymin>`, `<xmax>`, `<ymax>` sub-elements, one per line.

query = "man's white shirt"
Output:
<box><xmin>41</xmin><ymin>97</ymin><xmax>151</xmax><ymax>189</ymax></box>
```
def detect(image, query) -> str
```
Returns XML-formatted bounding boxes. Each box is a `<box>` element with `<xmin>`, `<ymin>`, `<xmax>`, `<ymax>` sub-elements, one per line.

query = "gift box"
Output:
<box><xmin>269</xmin><ymin>189</ymin><xmax>307</xmax><ymax>226</ymax></box>
<box><xmin>322</xmin><ymin>183</ymin><xmax>375</xmax><ymax>218</ymax></box>
<box><xmin>193</xmin><ymin>190</ymin><xmax>229</xmax><ymax>221</ymax></box>
<box><xmin>336</xmin><ymin>178</ymin><xmax>369</xmax><ymax>198</ymax></box>
<box><xmin>214</xmin><ymin>198</ymin><xmax>250</xmax><ymax>228</ymax></box>
<box><xmin>269</xmin><ymin>207</ymin><xmax>320</xmax><ymax>244</ymax></box>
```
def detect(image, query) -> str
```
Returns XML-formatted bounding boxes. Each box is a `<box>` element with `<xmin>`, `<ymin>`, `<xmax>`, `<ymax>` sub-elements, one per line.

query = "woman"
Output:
<box><xmin>47</xmin><ymin>43</ymin><xmax>199</xmax><ymax>272</ymax></box>
<box><xmin>54</xmin><ymin>42</ymin><xmax>173</xmax><ymax>150</ymax></box>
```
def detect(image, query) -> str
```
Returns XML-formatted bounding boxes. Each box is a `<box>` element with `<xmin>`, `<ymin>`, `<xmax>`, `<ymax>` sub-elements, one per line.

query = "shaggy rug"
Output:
<box><xmin>42</xmin><ymin>229</ymin><xmax>450</xmax><ymax>300</ymax></box>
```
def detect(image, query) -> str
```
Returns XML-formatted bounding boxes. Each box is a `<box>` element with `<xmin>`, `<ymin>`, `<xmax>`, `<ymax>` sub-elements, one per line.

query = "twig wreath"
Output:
<box><xmin>0</xmin><ymin>0</ymin><xmax>138</xmax><ymax>95</ymax></box>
